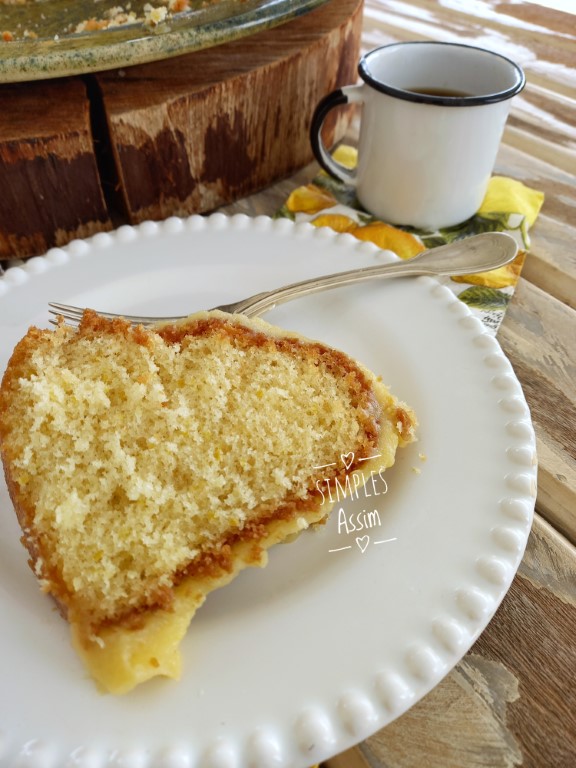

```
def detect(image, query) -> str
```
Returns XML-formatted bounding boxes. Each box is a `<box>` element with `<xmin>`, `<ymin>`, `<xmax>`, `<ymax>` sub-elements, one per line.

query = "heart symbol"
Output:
<box><xmin>356</xmin><ymin>535</ymin><xmax>369</xmax><ymax>554</ymax></box>
<box><xmin>341</xmin><ymin>452</ymin><xmax>355</xmax><ymax>471</ymax></box>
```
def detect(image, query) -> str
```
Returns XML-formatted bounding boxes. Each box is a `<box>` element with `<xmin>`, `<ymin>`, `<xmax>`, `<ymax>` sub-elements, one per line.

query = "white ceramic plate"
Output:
<box><xmin>0</xmin><ymin>214</ymin><xmax>536</xmax><ymax>768</ymax></box>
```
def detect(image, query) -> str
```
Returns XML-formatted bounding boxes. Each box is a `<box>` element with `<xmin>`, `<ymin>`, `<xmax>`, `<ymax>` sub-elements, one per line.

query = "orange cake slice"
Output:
<box><xmin>0</xmin><ymin>309</ymin><xmax>416</xmax><ymax>694</ymax></box>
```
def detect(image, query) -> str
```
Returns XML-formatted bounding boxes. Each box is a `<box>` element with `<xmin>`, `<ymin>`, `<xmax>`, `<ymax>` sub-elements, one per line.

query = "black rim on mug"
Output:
<box><xmin>358</xmin><ymin>41</ymin><xmax>526</xmax><ymax>107</ymax></box>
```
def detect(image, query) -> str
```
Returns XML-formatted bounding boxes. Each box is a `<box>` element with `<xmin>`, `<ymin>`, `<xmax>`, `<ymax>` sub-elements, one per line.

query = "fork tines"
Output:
<box><xmin>48</xmin><ymin>302</ymin><xmax>86</xmax><ymax>327</ymax></box>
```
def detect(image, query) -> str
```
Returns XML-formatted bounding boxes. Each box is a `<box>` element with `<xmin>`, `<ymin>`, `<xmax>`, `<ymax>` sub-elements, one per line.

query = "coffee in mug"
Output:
<box><xmin>310</xmin><ymin>42</ymin><xmax>525</xmax><ymax>231</ymax></box>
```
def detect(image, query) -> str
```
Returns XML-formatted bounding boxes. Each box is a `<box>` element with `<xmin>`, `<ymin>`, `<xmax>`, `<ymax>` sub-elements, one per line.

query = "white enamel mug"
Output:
<box><xmin>310</xmin><ymin>42</ymin><xmax>525</xmax><ymax>230</ymax></box>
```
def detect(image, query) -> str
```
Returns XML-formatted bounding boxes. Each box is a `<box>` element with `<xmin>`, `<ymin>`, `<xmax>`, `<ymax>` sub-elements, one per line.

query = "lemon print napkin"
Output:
<box><xmin>277</xmin><ymin>146</ymin><xmax>544</xmax><ymax>336</ymax></box>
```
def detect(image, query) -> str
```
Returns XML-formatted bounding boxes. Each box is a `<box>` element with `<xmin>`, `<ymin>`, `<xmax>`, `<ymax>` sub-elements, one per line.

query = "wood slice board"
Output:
<box><xmin>0</xmin><ymin>0</ymin><xmax>363</xmax><ymax>259</ymax></box>
<box><xmin>0</xmin><ymin>78</ymin><xmax>111</xmax><ymax>259</ymax></box>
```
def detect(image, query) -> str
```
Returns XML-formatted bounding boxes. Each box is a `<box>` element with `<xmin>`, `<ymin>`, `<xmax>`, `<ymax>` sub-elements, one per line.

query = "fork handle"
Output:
<box><xmin>231</xmin><ymin>232</ymin><xmax>517</xmax><ymax>318</ymax></box>
<box><xmin>230</xmin><ymin>259</ymin><xmax>425</xmax><ymax>317</ymax></box>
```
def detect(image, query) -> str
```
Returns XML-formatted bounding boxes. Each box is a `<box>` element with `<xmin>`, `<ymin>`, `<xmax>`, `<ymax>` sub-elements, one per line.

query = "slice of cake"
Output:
<box><xmin>0</xmin><ymin>309</ymin><xmax>416</xmax><ymax>694</ymax></box>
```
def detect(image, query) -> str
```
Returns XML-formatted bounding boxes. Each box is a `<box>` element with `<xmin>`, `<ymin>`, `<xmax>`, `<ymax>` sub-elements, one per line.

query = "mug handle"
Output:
<box><xmin>310</xmin><ymin>84</ymin><xmax>364</xmax><ymax>187</ymax></box>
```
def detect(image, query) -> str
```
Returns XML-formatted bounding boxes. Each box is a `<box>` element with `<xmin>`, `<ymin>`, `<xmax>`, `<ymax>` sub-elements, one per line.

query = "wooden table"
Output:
<box><xmin>219</xmin><ymin>1</ymin><xmax>576</xmax><ymax>766</ymax></box>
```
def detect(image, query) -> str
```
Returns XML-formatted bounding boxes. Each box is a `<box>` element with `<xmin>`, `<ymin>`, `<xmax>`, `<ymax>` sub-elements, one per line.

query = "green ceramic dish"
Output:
<box><xmin>0</xmin><ymin>0</ymin><xmax>329</xmax><ymax>82</ymax></box>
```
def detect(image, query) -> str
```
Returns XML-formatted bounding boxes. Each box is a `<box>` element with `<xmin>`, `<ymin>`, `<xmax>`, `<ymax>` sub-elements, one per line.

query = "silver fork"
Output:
<box><xmin>49</xmin><ymin>232</ymin><xmax>517</xmax><ymax>328</ymax></box>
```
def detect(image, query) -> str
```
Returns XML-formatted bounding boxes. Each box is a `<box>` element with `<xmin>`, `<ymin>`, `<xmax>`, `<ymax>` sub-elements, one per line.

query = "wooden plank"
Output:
<box><xmin>96</xmin><ymin>0</ymin><xmax>364</xmax><ymax>224</ymax></box>
<box><xmin>324</xmin><ymin>515</ymin><xmax>576</xmax><ymax>768</ymax></box>
<box><xmin>498</xmin><ymin>278</ymin><xmax>576</xmax><ymax>544</ymax></box>
<box><xmin>0</xmin><ymin>78</ymin><xmax>111</xmax><ymax>260</ymax></box>
<box><xmin>323</xmin><ymin>746</ymin><xmax>371</xmax><ymax>768</ymax></box>
<box><xmin>522</xmin><ymin>214</ymin><xmax>576</xmax><ymax>312</ymax></box>
<box><xmin>468</xmin><ymin>516</ymin><xmax>576</xmax><ymax>767</ymax></box>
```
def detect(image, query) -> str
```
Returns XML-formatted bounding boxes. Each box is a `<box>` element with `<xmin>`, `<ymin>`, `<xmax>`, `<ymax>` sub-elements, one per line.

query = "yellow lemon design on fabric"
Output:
<box><xmin>350</xmin><ymin>223</ymin><xmax>425</xmax><ymax>259</ymax></box>
<box><xmin>286</xmin><ymin>184</ymin><xmax>338</xmax><ymax>214</ymax></box>
<box><xmin>478</xmin><ymin>177</ymin><xmax>544</xmax><ymax>227</ymax></box>
<box><xmin>329</xmin><ymin>145</ymin><xmax>359</xmax><ymax>170</ymax></box>
<box><xmin>309</xmin><ymin>216</ymin><xmax>425</xmax><ymax>259</ymax></box>
<box><xmin>451</xmin><ymin>251</ymin><xmax>526</xmax><ymax>288</ymax></box>
<box><xmin>310</xmin><ymin>213</ymin><xmax>358</xmax><ymax>233</ymax></box>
